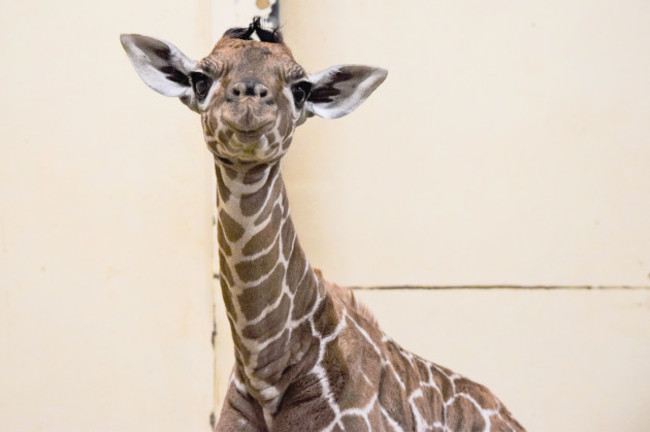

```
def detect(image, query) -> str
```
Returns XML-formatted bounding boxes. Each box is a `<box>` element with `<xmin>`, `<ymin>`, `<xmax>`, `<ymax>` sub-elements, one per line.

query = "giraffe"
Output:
<box><xmin>121</xmin><ymin>18</ymin><xmax>525</xmax><ymax>432</ymax></box>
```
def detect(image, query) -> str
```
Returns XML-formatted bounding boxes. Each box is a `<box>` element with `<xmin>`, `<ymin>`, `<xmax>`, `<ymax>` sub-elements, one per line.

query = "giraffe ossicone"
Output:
<box><xmin>121</xmin><ymin>18</ymin><xmax>525</xmax><ymax>432</ymax></box>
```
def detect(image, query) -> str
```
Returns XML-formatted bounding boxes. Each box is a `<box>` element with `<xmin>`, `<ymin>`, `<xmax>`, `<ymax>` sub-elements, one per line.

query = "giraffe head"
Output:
<box><xmin>121</xmin><ymin>18</ymin><xmax>387</xmax><ymax>165</ymax></box>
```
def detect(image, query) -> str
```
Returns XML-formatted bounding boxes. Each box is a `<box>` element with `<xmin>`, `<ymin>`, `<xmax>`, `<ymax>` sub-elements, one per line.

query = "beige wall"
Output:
<box><xmin>1</xmin><ymin>1</ymin><xmax>215</xmax><ymax>431</ymax></box>
<box><xmin>277</xmin><ymin>1</ymin><xmax>649</xmax><ymax>431</ymax></box>
<box><xmin>2</xmin><ymin>1</ymin><xmax>650</xmax><ymax>432</ymax></box>
<box><xmin>282</xmin><ymin>0</ymin><xmax>650</xmax><ymax>287</ymax></box>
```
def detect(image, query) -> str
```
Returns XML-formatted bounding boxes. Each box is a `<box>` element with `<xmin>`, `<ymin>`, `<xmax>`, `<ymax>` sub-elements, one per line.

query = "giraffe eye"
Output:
<box><xmin>291</xmin><ymin>82</ymin><xmax>311</xmax><ymax>108</ymax></box>
<box><xmin>190</xmin><ymin>71</ymin><xmax>212</xmax><ymax>101</ymax></box>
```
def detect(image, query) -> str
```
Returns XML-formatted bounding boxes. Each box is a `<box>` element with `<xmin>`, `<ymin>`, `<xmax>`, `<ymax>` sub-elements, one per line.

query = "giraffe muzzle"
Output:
<box><xmin>223</xmin><ymin>119</ymin><xmax>273</xmax><ymax>146</ymax></box>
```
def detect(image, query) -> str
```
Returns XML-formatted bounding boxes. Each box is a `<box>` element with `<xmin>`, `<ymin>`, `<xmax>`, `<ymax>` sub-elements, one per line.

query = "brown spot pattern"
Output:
<box><xmin>215</xmin><ymin>164</ymin><xmax>231</xmax><ymax>202</ymax></box>
<box><xmin>219</xmin><ymin>279</ymin><xmax>237</xmax><ymax>322</ymax></box>
<box><xmin>219</xmin><ymin>254</ymin><xmax>235</xmax><ymax>287</ymax></box>
<box><xmin>236</xmin><ymin>262</ymin><xmax>284</xmax><ymax>320</ymax></box>
<box><xmin>455</xmin><ymin>378</ymin><xmax>500</xmax><ymax>411</ymax></box>
<box><xmin>378</xmin><ymin>364</ymin><xmax>412</xmax><ymax>429</ymax></box>
<box><xmin>446</xmin><ymin>396</ymin><xmax>486</xmax><ymax>432</ymax></box>
<box><xmin>291</xmin><ymin>274</ymin><xmax>318</xmax><ymax>320</ymax></box>
<box><xmin>219</xmin><ymin>209</ymin><xmax>243</xmax><ymax>242</ymax></box>
<box><xmin>285</xmin><ymin>248</ymin><xmax>307</xmax><ymax>290</ymax></box>
<box><xmin>254</xmin><ymin>331</ymin><xmax>291</xmax><ymax>380</ymax></box>
<box><xmin>242</xmin><ymin>294</ymin><xmax>290</xmax><ymax>339</ymax></box>
<box><xmin>242</xmin><ymin>205</ymin><xmax>282</xmax><ymax>256</ymax></box>
<box><xmin>217</xmin><ymin>222</ymin><xmax>231</xmax><ymax>256</ymax></box>
<box><xmin>235</xmin><ymin>240</ymin><xmax>279</xmax><ymax>283</ymax></box>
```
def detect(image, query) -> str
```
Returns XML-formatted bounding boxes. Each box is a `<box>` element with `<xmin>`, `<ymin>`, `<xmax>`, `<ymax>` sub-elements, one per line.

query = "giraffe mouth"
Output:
<box><xmin>224</xmin><ymin>120</ymin><xmax>272</xmax><ymax>143</ymax></box>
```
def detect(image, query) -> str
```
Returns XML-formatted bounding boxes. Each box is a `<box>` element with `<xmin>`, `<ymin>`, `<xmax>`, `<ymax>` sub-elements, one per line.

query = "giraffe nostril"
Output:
<box><xmin>228</xmin><ymin>81</ymin><xmax>272</xmax><ymax>102</ymax></box>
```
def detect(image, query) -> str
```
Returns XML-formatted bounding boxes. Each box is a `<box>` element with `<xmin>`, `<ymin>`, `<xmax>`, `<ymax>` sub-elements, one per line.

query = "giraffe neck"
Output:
<box><xmin>215</xmin><ymin>160</ymin><xmax>326</xmax><ymax>408</ymax></box>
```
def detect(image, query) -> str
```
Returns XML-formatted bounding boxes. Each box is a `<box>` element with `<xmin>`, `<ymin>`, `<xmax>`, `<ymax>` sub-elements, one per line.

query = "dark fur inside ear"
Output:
<box><xmin>151</xmin><ymin>46</ymin><xmax>171</xmax><ymax>61</ymax></box>
<box><xmin>125</xmin><ymin>35</ymin><xmax>191</xmax><ymax>87</ymax></box>
<box><xmin>121</xmin><ymin>33</ymin><xmax>199</xmax><ymax>102</ymax></box>
<box><xmin>130</xmin><ymin>35</ymin><xmax>171</xmax><ymax>61</ymax></box>
<box><xmin>159</xmin><ymin>65</ymin><xmax>190</xmax><ymax>86</ymax></box>
<box><xmin>305</xmin><ymin>65</ymin><xmax>387</xmax><ymax>119</ymax></box>
<box><xmin>308</xmin><ymin>71</ymin><xmax>354</xmax><ymax>103</ymax></box>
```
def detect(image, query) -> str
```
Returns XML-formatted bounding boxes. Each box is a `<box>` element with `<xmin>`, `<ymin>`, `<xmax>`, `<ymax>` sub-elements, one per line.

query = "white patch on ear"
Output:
<box><xmin>120</xmin><ymin>34</ymin><xmax>196</xmax><ymax>98</ymax></box>
<box><xmin>306</xmin><ymin>65</ymin><xmax>388</xmax><ymax>119</ymax></box>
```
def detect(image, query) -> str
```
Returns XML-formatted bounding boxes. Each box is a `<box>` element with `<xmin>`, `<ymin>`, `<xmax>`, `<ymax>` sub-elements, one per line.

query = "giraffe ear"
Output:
<box><xmin>120</xmin><ymin>34</ymin><xmax>198</xmax><ymax>110</ymax></box>
<box><xmin>306</xmin><ymin>65</ymin><xmax>388</xmax><ymax>119</ymax></box>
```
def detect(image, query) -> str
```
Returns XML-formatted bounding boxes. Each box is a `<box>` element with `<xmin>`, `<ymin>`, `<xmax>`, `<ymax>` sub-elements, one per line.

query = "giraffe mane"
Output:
<box><xmin>315</xmin><ymin>269</ymin><xmax>378</xmax><ymax>327</ymax></box>
<box><xmin>223</xmin><ymin>16</ymin><xmax>284</xmax><ymax>44</ymax></box>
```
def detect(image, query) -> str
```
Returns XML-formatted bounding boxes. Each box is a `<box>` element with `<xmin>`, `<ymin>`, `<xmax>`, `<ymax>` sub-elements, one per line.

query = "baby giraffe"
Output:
<box><xmin>121</xmin><ymin>18</ymin><xmax>524</xmax><ymax>432</ymax></box>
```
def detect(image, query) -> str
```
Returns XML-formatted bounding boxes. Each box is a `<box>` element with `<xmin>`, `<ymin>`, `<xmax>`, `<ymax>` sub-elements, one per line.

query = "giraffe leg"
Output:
<box><xmin>214</xmin><ymin>380</ymin><xmax>267</xmax><ymax>432</ymax></box>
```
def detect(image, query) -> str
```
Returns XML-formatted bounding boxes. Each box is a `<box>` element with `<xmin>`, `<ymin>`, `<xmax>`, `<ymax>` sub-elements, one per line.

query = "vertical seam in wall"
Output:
<box><xmin>210</xmin><ymin>208</ymin><xmax>219</xmax><ymax>430</ymax></box>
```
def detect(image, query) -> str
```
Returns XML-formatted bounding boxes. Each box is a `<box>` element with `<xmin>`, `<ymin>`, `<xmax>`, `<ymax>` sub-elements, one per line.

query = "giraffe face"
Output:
<box><xmin>121</xmin><ymin>20</ymin><xmax>388</xmax><ymax>166</ymax></box>
<box><xmin>194</xmin><ymin>38</ymin><xmax>308</xmax><ymax>164</ymax></box>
